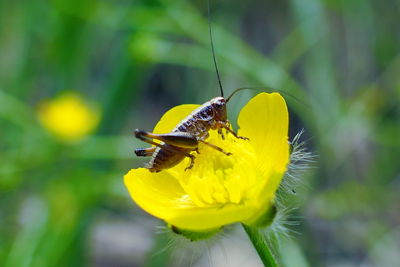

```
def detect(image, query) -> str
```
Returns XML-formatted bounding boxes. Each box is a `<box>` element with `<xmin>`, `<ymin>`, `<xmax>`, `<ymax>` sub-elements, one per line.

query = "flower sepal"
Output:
<box><xmin>244</xmin><ymin>203</ymin><xmax>277</xmax><ymax>229</ymax></box>
<box><xmin>170</xmin><ymin>224</ymin><xmax>221</xmax><ymax>241</ymax></box>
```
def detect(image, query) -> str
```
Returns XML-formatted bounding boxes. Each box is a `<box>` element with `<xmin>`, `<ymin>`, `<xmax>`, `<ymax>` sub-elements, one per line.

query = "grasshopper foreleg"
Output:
<box><xmin>217</xmin><ymin>123</ymin><xmax>249</xmax><ymax>140</ymax></box>
<box><xmin>218</xmin><ymin>128</ymin><xmax>225</xmax><ymax>140</ymax></box>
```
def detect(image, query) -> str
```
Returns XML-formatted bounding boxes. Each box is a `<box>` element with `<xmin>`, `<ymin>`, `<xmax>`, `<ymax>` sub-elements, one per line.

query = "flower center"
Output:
<box><xmin>169</xmin><ymin>130</ymin><xmax>259</xmax><ymax>207</ymax></box>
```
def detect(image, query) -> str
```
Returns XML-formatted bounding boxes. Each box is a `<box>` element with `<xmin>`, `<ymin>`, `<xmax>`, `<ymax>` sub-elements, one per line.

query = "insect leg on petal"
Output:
<box><xmin>199</xmin><ymin>140</ymin><xmax>232</xmax><ymax>156</ymax></box>
<box><xmin>214</xmin><ymin>121</ymin><xmax>249</xmax><ymax>140</ymax></box>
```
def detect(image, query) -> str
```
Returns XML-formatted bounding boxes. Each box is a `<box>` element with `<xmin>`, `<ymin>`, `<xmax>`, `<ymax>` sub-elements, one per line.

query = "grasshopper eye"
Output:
<box><xmin>214</xmin><ymin>101</ymin><xmax>225</xmax><ymax>109</ymax></box>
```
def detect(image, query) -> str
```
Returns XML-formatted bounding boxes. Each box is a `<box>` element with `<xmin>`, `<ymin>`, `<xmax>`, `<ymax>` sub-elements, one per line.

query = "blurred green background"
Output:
<box><xmin>1</xmin><ymin>0</ymin><xmax>399</xmax><ymax>266</ymax></box>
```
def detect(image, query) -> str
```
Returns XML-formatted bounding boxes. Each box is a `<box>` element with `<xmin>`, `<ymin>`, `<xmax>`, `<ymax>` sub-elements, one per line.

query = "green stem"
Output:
<box><xmin>242</xmin><ymin>224</ymin><xmax>278</xmax><ymax>267</ymax></box>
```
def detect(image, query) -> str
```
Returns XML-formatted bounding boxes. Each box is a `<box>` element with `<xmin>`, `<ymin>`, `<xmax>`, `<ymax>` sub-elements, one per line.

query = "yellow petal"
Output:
<box><xmin>124</xmin><ymin>168</ymin><xmax>187</xmax><ymax>219</ymax></box>
<box><xmin>237</xmin><ymin>93</ymin><xmax>289</xmax><ymax>198</ymax></box>
<box><xmin>125</xmin><ymin>168</ymin><xmax>258</xmax><ymax>230</ymax></box>
<box><xmin>237</xmin><ymin>92</ymin><xmax>289</xmax><ymax>174</ymax></box>
<box><xmin>153</xmin><ymin>104</ymin><xmax>200</xmax><ymax>133</ymax></box>
<box><xmin>167</xmin><ymin>203</ymin><xmax>258</xmax><ymax>231</ymax></box>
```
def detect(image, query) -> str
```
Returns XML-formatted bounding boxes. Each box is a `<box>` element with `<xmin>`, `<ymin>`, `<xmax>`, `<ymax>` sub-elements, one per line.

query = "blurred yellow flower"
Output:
<box><xmin>125</xmin><ymin>93</ymin><xmax>289</xmax><ymax>231</ymax></box>
<box><xmin>38</xmin><ymin>92</ymin><xmax>100</xmax><ymax>142</ymax></box>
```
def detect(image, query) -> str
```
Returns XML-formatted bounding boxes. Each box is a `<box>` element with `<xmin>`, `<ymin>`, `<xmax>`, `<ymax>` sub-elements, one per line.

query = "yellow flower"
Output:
<box><xmin>38</xmin><ymin>92</ymin><xmax>100</xmax><ymax>142</ymax></box>
<box><xmin>125</xmin><ymin>93</ymin><xmax>289</xmax><ymax>232</ymax></box>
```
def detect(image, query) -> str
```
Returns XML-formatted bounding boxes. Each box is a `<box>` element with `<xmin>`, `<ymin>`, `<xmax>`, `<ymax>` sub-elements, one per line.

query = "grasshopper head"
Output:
<box><xmin>210</xmin><ymin>97</ymin><xmax>227</xmax><ymax>122</ymax></box>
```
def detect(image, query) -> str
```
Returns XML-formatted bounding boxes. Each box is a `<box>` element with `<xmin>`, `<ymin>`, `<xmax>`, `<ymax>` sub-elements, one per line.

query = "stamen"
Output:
<box><xmin>172</xmin><ymin>131</ymin><xmax>257</xmax><ymax>207</ymax></box>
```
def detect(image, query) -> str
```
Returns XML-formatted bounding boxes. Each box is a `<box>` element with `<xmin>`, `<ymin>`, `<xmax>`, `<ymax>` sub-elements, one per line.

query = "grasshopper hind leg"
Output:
<box><xmin>135</xmin><ymin>147</ymin><xmax>157</xmax><ymax>157</ymax></box>
<box><xmin>135</xmin><ymin>129</ymin><xmax>200</xmax><ymax>172</ymax></box>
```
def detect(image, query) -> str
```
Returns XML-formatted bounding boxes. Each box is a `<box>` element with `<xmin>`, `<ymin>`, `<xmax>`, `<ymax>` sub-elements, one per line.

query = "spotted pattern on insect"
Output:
<box><xmin>144</xmin><ymin>97</ymin><xmax>231</xmax><ymax>172</ymax></box>
<box><xmin>175</xmin><ymin>101</ymin><xmax>216</xmax><ymax>138</ymax></box>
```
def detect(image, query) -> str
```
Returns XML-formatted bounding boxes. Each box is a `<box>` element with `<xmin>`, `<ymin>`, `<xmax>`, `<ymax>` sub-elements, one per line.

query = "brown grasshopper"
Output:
<box><xmin>134</xmin><ymin>1</ymin><xmax>249</xmax><ymax>172</ymax></box>
<box><xmin>134</xmin><ymin>93</ymin><xmax>248</xmax><ymax>172</ymax></box>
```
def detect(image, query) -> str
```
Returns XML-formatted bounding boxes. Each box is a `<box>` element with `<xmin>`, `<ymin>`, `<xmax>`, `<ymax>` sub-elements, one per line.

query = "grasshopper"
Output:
<box><xmin>134</xmin><ymin>1</ymin><xmax>249</xmax><ymax>172</ymax></box>
<box><xmin>134</xmin><ymin>92</ymin><xmax>248</xmax><ymax>172</ymax></box>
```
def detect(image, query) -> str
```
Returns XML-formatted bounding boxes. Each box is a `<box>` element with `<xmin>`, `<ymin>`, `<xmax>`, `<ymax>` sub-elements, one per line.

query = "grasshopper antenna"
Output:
<box><xmin>226</xmin><ymin>86</ymin><xmax>310</xmax><ymax>109</ymax></box>
<box><xmin>207</xmin><ymin>0</ymin><xmax>224</xmax><ymax>97</ymax></box>
<box><xmin>226</xmin><ymin>88</ymin><xmax>252</xmax><ymax>102</ymax></box>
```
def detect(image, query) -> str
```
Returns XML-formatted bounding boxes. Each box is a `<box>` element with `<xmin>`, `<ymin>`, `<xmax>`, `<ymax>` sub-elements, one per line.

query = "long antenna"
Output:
<box><xmin>226</xmin><ymin>87</ymin><xmax>309</xmax><ymax>109</ymax></box>
<box><xmin>207</xmin><ymin>0</ymin><xmax>224</xmax><ymax>97</ymax></box>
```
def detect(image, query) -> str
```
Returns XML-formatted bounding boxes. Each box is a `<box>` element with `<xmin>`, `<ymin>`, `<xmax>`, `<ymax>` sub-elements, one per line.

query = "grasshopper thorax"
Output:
<box><xmin>210</xmin><ymin>97</ymin><xmax>227</xmax><ymax>122</ymax></box>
